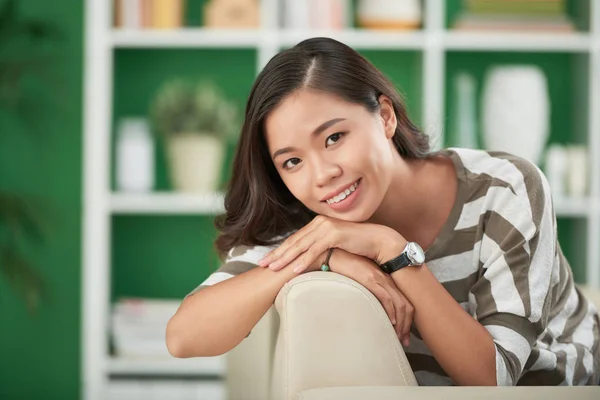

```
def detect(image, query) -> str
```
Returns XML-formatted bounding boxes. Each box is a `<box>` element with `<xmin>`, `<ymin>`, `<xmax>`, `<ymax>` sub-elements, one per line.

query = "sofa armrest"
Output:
<box><xmin>270</xmin><ymin>271</ymin><xmax>417</xmax><ymax>400</ymax></box>
<box><xmin>226</xmin><ymin>306</ymin><xmax>278</xmax><ymax>400</ymax></box>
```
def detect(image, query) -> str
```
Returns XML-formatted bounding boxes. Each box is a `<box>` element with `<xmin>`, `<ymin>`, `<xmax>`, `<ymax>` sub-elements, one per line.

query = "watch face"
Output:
<box><xmin>407</xmin><ymin>242</ymin><xmax>425</xmax><ymax>265</ymax></box>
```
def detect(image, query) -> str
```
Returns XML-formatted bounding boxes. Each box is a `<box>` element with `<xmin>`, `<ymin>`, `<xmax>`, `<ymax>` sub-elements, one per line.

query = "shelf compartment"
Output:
<box><xmin>111</xmin><ymin>215</ymin><xmax>221</xmax><ymax>300</ymax></box>
<box><xmin>112</xmin><ymin>48</ymin><xmax>256</xmax><ymax>191</ymax></box>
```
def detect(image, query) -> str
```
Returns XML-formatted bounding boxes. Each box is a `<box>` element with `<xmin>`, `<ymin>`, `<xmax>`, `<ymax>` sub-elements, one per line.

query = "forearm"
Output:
<box><xmin>166</xmin><ymin>265</ymin><xmax>297</xmax><ymax>358</ymax></box>
<box><xmin>390</xmin><ymin>264</ymin><xmax>497</xmax><ymax>385</ymax></box>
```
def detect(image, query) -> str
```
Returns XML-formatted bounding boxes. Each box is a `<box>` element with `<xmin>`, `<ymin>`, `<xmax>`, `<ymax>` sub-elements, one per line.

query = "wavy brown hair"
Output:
<box><xmin>214</xmin><ymin>37</ymin><xmax>430</xmax><ymax>259</ymax></box>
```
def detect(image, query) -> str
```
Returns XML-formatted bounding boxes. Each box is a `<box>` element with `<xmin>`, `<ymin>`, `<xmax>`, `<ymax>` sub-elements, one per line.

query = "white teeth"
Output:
<box><xmin>326</xmin><ymin>180</ymin><xmax>359</xmax><ymax>204</ymax></box>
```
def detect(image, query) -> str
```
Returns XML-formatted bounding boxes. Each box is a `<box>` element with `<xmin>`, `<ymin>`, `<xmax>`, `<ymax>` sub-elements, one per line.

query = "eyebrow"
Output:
<box><xmin>271</xmin><ymin>117</ymin><xmax>346</xmax><ymax>160</ymax></box>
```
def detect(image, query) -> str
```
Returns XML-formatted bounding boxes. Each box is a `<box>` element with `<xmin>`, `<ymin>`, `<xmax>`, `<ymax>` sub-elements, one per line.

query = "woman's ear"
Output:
<box><xmin>378</xmin><ymin>95</ymin><xmax>397</xmax><ymax>139</ymax></box>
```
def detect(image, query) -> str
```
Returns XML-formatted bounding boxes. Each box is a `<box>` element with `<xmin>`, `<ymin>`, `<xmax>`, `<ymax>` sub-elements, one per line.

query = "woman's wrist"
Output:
<box><xmin>374</xmin><ymin>227</ymin><xmax>407</xmax><ymax>266</ymax></box>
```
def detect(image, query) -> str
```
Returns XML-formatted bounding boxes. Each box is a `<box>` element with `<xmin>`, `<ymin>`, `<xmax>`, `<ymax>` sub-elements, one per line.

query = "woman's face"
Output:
<box><xmin>264</xmin><ymin>89</ymin><xmax>399</xmax><ymax>221</ymax></box>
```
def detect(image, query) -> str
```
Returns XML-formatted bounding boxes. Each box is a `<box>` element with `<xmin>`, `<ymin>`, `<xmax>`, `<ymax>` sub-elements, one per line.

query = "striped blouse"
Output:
<box><xmin>188</xmin><ymin>147</ymin><xmax>600</xmax><ymax>386</ymax></box>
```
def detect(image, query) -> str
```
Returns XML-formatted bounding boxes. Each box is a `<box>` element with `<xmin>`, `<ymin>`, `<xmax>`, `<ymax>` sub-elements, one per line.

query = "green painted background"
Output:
<box><xmin>0</xmin><ymin>1</ymin><xmax>83</xmax><ymax>399</ymax></box>
<box><xmin>0</xmin><ymin>0</ymin><xmax>590</xmax><ymax>398</ymax></box>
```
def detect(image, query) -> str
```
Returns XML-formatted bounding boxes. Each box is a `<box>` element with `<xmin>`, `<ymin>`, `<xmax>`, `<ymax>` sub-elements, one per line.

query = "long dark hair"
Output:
<box><xmin>214</xmin><ymin>37</ymin><xmax>430</xmax><ymax>259</ymax></box>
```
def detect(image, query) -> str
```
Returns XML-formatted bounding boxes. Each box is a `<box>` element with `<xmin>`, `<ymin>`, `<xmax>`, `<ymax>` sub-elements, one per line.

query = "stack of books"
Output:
<box><xmin>453</xmin><ymin>0</ymin><xmax>575</xmax><ymax>32</ymax></box>
<box><xmin>111</xmin><ymin>297</ymin><xmax>180</xmax><ymax>357</ymax></box>
<box><xmin>114</xmin><ymin>0</ymin><xmax>184</xmax><ymax>29</ymax></box>
<box><xmin>107</xmin><ymin>380</ymin><xmax>226</xmax><ymax>400</ymax></box>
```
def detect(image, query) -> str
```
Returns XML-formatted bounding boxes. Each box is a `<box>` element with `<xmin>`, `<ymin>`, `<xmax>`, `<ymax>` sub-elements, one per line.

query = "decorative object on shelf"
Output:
<box><xmin>481</xmin><ymin>65</ymin><xmax>549</xmax><ymax>166</ymax></box>
<box><xmin>544</xmin><ymin>144</ymin><xmax>569</xmax><ymax>198</ymax></box>
<box><xmin>566</xmin><ymin>145</ymin><xmax>588</xmax><ymax>198</ymax></box>
<box><xmin>111</xmin><ymin>297</ymin><xmax>180</xmax><ymax>357</ymax></box>
<box><xmin>151</xmin><ymin>0</ymin><xmax>184</xmax><ymax>29</ymax></box>
<box><xmin>451</xmin><ymin>72</ymin><xmax>479</xmax><ymax>149</ymax></box>
<box><xmin>107</xmin><ymin>380</ymin><xmax>226</xmax><ymax>400</ymax></box>
<box><xmin>543</xmin><ymin>144</ymin><xmax>589</xmax><ymax>199</ymax></box>
<box><xmin>204</xmin><ymin>0</ymin><xmax>259</xmax><ymax>29</ymax></box>
<box><xmin>116</xmin><ymin>118</ymin><xmax>155</xmax><ymax>193</ymax></box>
<box><xmin>453</xmin><ymin>0</ymin><xmax>574</xmax><ymax>32</ymax></box>
<box><xmin>281</xmin><ymin>0</ymin><xmax>350</xmax><ymax>30</ymax></box>
<box><xmin>357</xmin><ymin>0</ymin><xmax>421</xmax><ymax>30</ymax></box>
<box><xmin>151</xmin><ymin>80</ymin><xmax>239</xmax><ymax>193</ymax></box>
<box><xmin>114</xmin><ymin>0</ymin><xmax>184</xmax><ymax>29</ymax></box>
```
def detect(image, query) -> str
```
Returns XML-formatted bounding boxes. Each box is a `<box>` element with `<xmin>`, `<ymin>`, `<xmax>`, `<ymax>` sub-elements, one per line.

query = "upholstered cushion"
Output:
<box><xmin>295</xmin><ymin>386</ymin><xmax>600</xmax><ymax>400</ymax></box>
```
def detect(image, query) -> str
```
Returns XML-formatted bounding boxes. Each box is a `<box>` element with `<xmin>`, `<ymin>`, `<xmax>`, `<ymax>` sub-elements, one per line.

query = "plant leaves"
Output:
<box><xmin>0</xmin><ymin>246</ymin><xmax>46</xmax><ymax>313</ymax></box>
<box><xmin>0</xmin><ymin>193</ymin><xmax>49</xmax><ymax>244</ymax></box>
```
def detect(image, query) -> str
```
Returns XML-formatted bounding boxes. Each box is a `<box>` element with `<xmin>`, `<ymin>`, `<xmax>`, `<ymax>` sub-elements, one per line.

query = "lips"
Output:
<box><xmin>321</xmin><ymin>179</ymin><xmax>360</xmax><ymax>203</ymax></box>
<box><xmin>325</xmin><ymin>178</ymin><xmax>362</xmax><ymax>211</ymax></box>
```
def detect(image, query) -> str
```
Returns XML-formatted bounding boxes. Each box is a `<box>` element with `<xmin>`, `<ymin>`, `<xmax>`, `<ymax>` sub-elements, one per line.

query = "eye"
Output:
<box><xmin>326</xmin><ymin>132</ymin><xmax>345</xmax><ymax>147</ymax></box>
<box><xmin>282</xmin><ymin>157</ymin><xmax>301</xmax><ymax>170</ymax></box>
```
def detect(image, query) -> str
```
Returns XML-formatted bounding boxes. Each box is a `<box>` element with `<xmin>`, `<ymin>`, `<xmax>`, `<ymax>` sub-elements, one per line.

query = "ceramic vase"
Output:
<box><xmin>481</xmin><ymin>65</ymin><xmax>550</xmax><ymax>165</ymax></box>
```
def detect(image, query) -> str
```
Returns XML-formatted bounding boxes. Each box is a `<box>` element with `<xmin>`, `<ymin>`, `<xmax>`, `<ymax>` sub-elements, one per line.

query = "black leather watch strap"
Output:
<box><xmin>380</xmin><ymin>252</ymin><xmax>412</xmax><ymax>274</ymax></box>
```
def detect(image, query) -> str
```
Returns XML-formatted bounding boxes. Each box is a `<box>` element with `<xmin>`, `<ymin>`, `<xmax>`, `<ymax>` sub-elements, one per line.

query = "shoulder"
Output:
<box><xmin>445</xmin><ymin>148</ymin><xmax>554</xmax><ymax>247</ymax></box>
<box><xmin>449</xmin><ymin>147</ymin><xmax>550</xmax><ymax>211</ymax></box>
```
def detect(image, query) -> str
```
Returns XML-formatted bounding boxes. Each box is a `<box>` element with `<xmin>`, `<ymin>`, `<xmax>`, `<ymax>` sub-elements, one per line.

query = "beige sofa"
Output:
<box><xmin>226</xmin><ymin>272</ymin><xmax>600</xmax><ymax>400</ymax></box>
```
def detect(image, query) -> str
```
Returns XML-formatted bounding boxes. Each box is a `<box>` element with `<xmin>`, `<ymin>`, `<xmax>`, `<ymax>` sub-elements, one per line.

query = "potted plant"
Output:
<box><xmin>151</xmin><ymin>79</ymin><xmax>239</xmax><ymax>193</ymax></box>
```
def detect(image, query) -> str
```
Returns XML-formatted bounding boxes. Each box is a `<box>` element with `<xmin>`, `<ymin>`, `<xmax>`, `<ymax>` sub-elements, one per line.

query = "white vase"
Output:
<box><xmin>166</xmin><ymin>133</ymin><xmax>225</xmax><ymax>193</ymax></box>
<box><xmin>481</xmin><ymin>65</ymin><xmax>550</xmax><ymax>165</ymax></box>
<box><xmin>116</xmin><ymin>118</ymin><xmax>155</xmax><ymax>192</ymax></box>
<box><xmin>453</xmin><ymin>72</ymin><xmax>478</xmax><ymax>149</ymax></box>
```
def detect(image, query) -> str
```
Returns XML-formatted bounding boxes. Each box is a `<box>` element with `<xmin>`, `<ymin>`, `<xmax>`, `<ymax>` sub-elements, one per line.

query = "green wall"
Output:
<box><xmin>0</xmin><ymin>1</ymin><xmax>83</xmax><ymax>399</ymax></box>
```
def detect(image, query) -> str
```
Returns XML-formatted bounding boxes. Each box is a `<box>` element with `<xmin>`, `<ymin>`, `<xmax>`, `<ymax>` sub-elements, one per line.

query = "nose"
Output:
<box><xmin>312</xmin><ymin>156</ymin><xmax>342</xmax><ymax>188</ymax></box>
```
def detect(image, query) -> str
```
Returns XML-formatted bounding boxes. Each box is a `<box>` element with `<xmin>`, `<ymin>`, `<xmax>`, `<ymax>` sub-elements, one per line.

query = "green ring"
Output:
<box><xmin>321</xmin><ymin>264</ymin><xmax>330</xmax><ymax>272</ymax></box>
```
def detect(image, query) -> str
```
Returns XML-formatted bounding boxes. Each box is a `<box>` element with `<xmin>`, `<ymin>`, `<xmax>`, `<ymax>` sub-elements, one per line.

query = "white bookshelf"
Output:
<box><xmin>107</xmin><ymin>355</ymin><xmax>227</xmax><ymax>376</ymax></box>
<box><xmin>110</xmin><ymin>192</ymin><xmax>225</xmax><ymax>214</ymax></box>
<box><xmin>83</xmin><ymin>1</ymin><xmax>600</xmax><ymax>399</ymax></box>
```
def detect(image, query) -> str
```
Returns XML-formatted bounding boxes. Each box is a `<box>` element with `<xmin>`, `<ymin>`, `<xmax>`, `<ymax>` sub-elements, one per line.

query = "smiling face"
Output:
<box><xmin>264</xmin><ymin>89</ymin><xmax>400</xmax><ymax>221</ymax></box>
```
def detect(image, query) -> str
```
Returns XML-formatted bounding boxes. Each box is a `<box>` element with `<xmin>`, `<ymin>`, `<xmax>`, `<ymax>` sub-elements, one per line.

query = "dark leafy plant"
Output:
<box><xmin>0</xmin><ymin>0</ymin><xmax>62</xmax><ymax>313</ymax></box>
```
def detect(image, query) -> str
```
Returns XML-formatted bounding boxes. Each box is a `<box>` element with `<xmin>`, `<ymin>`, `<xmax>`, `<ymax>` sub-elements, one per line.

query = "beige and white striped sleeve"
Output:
<box><xmin>469</xmin><ymin>158</ymin><xmax>557</xmax><ymax>386</ymax></box>
<box><xmin>186</xmin><ymin>243</ymin><xmax>277</xmax><ymax>298</ymax></box>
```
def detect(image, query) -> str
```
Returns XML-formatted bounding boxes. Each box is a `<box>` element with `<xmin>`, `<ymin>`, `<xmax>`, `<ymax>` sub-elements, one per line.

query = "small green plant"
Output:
<box><xmin>150</xmin><ymin>79</ymin><xmax>240</xmax><ymax>143</ymax></box>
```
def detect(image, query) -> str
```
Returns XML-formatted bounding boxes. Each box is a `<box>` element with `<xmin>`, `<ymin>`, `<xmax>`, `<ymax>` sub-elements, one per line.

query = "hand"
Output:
<box><xmin>258</xmin><ymin>215</ymin><xmax>406</xmax><ymax>273</ymax></box>
<box><xmin>328</xmin><ymin>249</ymin><xmax>414</xmax><ymax>346</ymax></box>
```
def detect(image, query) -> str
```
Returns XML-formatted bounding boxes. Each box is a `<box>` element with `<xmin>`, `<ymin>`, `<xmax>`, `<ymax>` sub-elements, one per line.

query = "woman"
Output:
<box><xmin>166</xmin><ymin>37</ymin><xmax>600</xmax><ymax>386</ymax></box>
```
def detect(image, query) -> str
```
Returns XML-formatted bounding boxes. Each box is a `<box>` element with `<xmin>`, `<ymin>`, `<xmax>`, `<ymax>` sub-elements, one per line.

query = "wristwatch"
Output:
<box><xmin>380</xmin><ymin>242</ymin><xmax>425</xmax><ymax>274</ymax></box>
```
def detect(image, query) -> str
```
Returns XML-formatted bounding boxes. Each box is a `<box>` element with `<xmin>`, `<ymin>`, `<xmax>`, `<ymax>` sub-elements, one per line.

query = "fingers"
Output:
<box><xmin>266</xmin><ymin>235</ymin><xmax>319</xmax><ymax>271</ymax></box>
<box><xmin>370</xmin><ymin>284</ymin><xmax>396</xmax><ymax>326</ymax></box>
<box><xmin>258</xmin><ymin>216</ymin><xmax>325</xmax><ymax>267</ymax></box>
<box><xmin>383</xmin><ymin>275</ymin><xmax>413</xmax><ymax>346</ymax></box>
<box><xmin>397</xmin><ymin>291</ymin><xmax>414</xmax><ymax>347</ymax></box>
<box><xmin>388</xmin><ymin>287</ymin><xmax>406</xmax><ymax>341</ymax></box>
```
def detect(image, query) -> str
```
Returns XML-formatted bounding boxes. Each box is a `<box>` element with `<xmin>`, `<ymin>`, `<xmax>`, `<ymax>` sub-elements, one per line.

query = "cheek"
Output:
<box><xmin>281</xmin><ymin>175</ymin><xmax>308</xmax><ymax>202</ymax></box>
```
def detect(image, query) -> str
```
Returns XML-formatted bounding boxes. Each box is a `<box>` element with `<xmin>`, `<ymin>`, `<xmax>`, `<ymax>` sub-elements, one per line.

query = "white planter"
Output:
<box><xmin>166</xmin><ymin>133</ymin><xmax>225</xmax><ymax>193</ymax></box>
<box><xmin>482</xmin><ymin>65</ymin><xmax>550</xmax><ymax>165</ymax></box>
